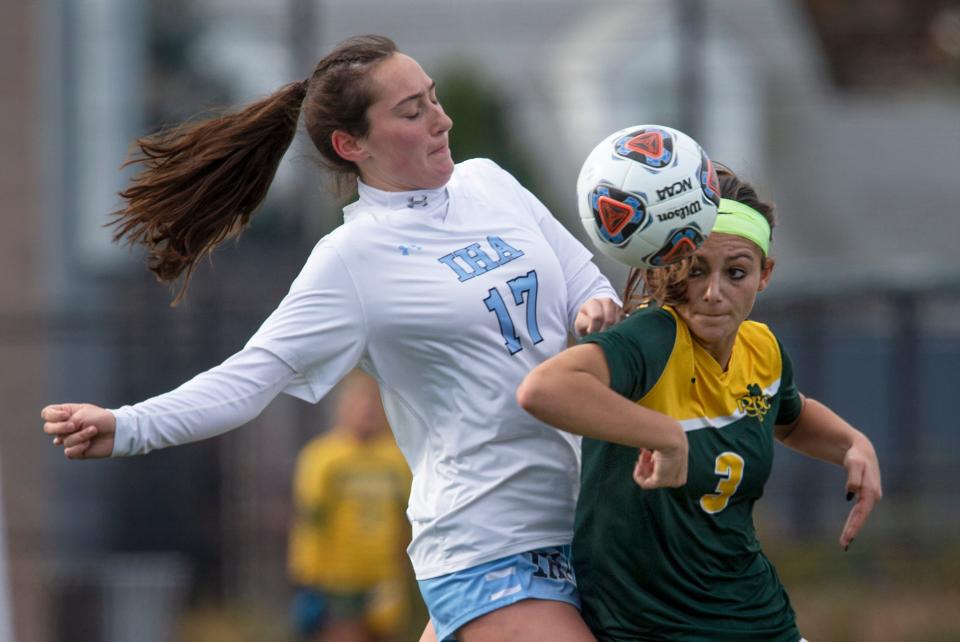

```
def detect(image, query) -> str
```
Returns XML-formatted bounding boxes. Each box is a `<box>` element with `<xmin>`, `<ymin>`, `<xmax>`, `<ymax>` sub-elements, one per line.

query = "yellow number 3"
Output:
<box><xmin>699</xmin><ymin>452</ymin><xmax>745</xmax><ymax>514</ymax></box>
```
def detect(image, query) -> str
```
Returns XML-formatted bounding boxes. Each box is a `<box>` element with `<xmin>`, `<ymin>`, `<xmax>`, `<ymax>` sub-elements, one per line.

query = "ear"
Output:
<box><xmin>756</xmin><ymin>256</ymin><xmax>776</xmax><ymax>293</ymax></box>
<box><xmin>331</xmin><ymin>129</ymin><xmax>369</xmax><ymax>163</ymax></box>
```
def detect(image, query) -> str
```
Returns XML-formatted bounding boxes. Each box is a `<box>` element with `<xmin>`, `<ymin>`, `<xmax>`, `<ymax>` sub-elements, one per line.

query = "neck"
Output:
<box><xmin>357</xmin><ymin>180</ymin><xmax>448</xmax><ymax>211</ymax></box>
<box><xmin>692</xmin><ymin>334</ymin><xmax>736</xmax><ymax>371</ymax></box>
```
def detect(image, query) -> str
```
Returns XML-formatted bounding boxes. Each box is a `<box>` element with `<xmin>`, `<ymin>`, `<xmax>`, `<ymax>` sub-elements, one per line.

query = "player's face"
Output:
<box><xmin>674</xmin><ymin>233</ymin><xmax>774</xmax><ymax>368</ymax></box>
<box><xmin>354</xmin><ymin>53</ymin><xmax>454</xmax><ymax>191</ymax></box>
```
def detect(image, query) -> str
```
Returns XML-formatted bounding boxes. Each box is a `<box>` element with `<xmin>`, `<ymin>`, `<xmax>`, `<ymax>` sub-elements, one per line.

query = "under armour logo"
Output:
<box><xmin>407</xmin><ymin>195</ymin><xmax>429</xmax><ymax>208</ymax></box>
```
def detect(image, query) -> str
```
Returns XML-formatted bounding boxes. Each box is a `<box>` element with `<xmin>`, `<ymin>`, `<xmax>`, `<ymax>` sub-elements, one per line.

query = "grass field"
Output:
<box><xmin>769</xmin><ymin>538</ymin><xmax>960</xmax><ymax>642</ymax></box>
<box><xmin>177</xmin><ymin>542</ymin><xmax>960</xmax><ymax>642</ymax></box>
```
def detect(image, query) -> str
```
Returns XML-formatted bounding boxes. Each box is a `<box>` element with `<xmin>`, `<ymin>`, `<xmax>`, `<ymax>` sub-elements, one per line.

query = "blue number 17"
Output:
<box><xmin>483</xmin><ymin>270</ymin><xmax>544</xmax><ymax>355</ymax></box>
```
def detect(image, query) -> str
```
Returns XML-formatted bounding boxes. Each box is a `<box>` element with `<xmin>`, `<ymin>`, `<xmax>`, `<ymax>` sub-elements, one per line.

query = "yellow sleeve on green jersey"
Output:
<box><xmin>582</xmin><ymin>306</ymin><xmax>678</xmax><ymax>401</ymax></box>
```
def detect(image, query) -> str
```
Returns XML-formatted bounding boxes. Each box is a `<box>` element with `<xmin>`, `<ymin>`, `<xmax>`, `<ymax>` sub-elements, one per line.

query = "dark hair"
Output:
<box><xmin>111</xmin><ymin>34</ymin><xmax>398</xmax><ymax>304</ymax></box>
<box><xmin>623</xmin><ymin>163</ymin><xmax>776</xmax><ymax>313</ymax></box>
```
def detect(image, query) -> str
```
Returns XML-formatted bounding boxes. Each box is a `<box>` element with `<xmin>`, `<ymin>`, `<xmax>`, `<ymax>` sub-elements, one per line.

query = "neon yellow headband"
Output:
<box><xmin>713</xmin><ymin>198</ymin><xmax>771</xmax><ymax>256</ymax></box>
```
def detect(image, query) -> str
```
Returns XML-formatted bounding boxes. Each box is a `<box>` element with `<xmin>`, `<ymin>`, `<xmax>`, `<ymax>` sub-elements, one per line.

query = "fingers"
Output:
<box><xmin>845</xmin><ymin>459</ymin><xmax>865</xmax><ymax>500</ymax></box>
<box><xmin>62</xmin><ymin>426</ymin><xmax>98</xmax><ymax>449</ymax></box>
<box><xmin>598</xmin><ymin>298</ymin><xmax>622</xmax><ymax>330</ymax></box>
<box><xmin>575</xmin><ymin>298</ymin><xmax>624</xmax><ymax>336</ymax></box>
<box><xmin>42</xmin><ymin>404</ymin><xmax>87</xmax><ymax>437</ymax></box>
<box><xmin>839</xmin><ymin>474</ymin><xmax>882</xmax><ymax>549</ymax></box>
<box><xmin>64</xmin><ymin>440</ymin><xmax>92</xmax><ymax>460</ymax></box>
<box><xmin>638</xmin><ymin>470</ymin><xmax>683</xmax><ymax>490</ymax></box>
<box><xmin>638</xmin><ymin>475</ymin><xmax>661</xmax><ymax>490</ymax></box>
<box><xmin>632</xmin><ymin>462</ymin><xmax>645</xmax><ymax>486</ymax></box>
<box><xmin>574</xmin><ymin>300</ymin><xmax>601</xmax><ymax>336</ymax></box>
<box><xmin>840</xmin><ymin>492</ymin><xmax>878</xmax><ymax>549</ymax></box>
<box><xmin>634</xmin><ymin>449</ymin><xmax>687</xmax><ymax>489</ymax></box>
<box><xmin>41</xmin><ymin>404</ymin><xmax>82</xmax><ymax>422</ymax></box>
<box><xmin>632</xmin><ymin>449</ymin><xmax>655</xmax><ymax>485</ymax></box>
<box><xmin>839</xmin><ymin>440</ymin><xmax>883</xmax><ymax>549</ymax></box>
<box><xmin>43</xmin><ymin>420</ymin><xmax>77</xmax><ymax>437</ymax></box>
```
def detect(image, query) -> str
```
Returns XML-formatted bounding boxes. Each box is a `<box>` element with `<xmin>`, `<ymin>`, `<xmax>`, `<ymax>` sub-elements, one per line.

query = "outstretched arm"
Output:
<box><xmin>775</xmin><ymin>396</ymin><xmax>882</xmax><ymax>550</ymax></box>
<box><xmin>518</xmin><ymin>343</ymin><xmax>687</xmax><ymax>489</ymax></box>
<box><xmin>42</xmin><ymin>238</ymin><xmax>370</xmax><ymax>460</ymax></box>
<box><xmin>41</xmin><ymin>347</ymin><xmax>297</xmax><ymax>459</ymax></box>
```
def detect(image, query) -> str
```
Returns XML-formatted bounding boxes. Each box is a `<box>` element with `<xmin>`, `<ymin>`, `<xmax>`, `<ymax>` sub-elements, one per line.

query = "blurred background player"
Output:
<box><xmin>288</xmin><ymin>370</ymin><xmax>412</xmax><ymax>642</ymax></box>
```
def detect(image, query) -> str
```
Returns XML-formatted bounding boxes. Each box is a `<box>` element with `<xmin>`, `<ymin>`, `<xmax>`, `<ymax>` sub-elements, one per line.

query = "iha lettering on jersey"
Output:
<box><xmin>437</xmin><ymin>236</ymin><xmax>525</xmax><ymax>282</ymax></box>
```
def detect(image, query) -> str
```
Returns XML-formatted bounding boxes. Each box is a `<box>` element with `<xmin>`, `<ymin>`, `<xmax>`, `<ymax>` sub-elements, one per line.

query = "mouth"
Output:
<box><xmin>696</xmin><ymin>312</ymin><xmax>729</xmax><ymax>321</ymax></box>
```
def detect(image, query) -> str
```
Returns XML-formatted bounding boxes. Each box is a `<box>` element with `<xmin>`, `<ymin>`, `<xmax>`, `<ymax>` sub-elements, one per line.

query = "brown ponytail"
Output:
<box><xmin>112</xmin><ymin>34</ymin><xmax>397</xmax><ymax>304</ymax></box>
<box><xmin>111</xmin><ymin>80</ymin><xmax>308</xmax><ymax>304</ymax></box>
<box><xmin>111</xmin><ymin>36</ymin><xmax>397</xmax><ymax>305</ymax></box>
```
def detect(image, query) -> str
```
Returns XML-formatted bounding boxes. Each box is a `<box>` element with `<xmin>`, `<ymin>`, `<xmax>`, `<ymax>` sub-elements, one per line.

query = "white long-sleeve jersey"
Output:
<box><xmin>112</xmin><ymin>158</ymin><xmax>619</xmax><ymax>579</ymax></box>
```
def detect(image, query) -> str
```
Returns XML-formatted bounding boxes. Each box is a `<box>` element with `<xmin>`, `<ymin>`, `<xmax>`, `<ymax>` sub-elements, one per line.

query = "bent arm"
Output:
<box><xmin>111</xmin><ymin>347</ymin><xmax>297</xmax><ymax>456</ymax></box>
<box><xmin>775</xmin><ymin>396</ymin><xmax>882</xmax><ymax>548</ymax></box>
<box><xmin>775</xmin><ymin>396</ymin><xmax>876</xmax><ymax>466</ymax></box>
<box><xmin>518</xmin><ymin>343</ymin><xmax>683</xmax><ymax>452</ymax></box>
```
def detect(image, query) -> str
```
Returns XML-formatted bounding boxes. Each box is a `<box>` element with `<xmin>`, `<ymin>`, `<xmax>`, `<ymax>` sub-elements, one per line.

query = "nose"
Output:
<box><xmin>702</xmin><ymin>271</ymin><xmax>723</xmax><ymax>303</ymax></box>
<box><xmin>432</xmin><ymin>101</ymin><xmax>453</xmax><ymax>135</ymax></box>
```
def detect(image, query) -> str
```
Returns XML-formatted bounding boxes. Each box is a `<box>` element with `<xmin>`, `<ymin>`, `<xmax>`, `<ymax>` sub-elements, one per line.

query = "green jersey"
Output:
<box><xmin>574</xmin><ymin>305</ymin><xmax>804</xmax><ymax>641</ymax></box>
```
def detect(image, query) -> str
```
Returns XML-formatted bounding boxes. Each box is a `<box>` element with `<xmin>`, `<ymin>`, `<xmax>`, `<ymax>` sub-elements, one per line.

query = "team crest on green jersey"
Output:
<box><xmin>738</xmin><ymin>383</ymin><xmax>771</xmax><ymax>421</ymax></box>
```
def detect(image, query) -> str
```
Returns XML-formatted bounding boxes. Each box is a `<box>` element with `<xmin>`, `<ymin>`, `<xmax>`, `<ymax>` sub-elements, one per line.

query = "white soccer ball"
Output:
<box><xmin>576</xmin><ymin>124</ymin><xmax>721</xmax><ymax>268</ymax></box>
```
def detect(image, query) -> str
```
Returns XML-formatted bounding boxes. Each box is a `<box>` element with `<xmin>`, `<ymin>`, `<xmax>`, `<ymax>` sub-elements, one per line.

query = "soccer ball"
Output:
<box><xmin>576</xmin><ymin>124</ymin><xmax>721</xmax><ymax>268</ymax></box>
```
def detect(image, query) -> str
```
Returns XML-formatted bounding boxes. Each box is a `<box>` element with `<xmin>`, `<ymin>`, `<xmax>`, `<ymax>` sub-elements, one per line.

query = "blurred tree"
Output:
<box><xmin>140</xmin><ymin>0</ymin><xmax>300</xmax><ymax>242</ymax></box>
<box><xmin>436</xmin><ymin>65</ymin><xmax>545</xmax><ymax>198</ymax></box>
<box><xmin>801</xmin><ymin>0</ymin><xmax>960</xmax><ymax>88</ymax></box>
<box><xmin>144</xmin><ymin>0</ymin><xmax>232</xmax><ymax>125</ymax></box>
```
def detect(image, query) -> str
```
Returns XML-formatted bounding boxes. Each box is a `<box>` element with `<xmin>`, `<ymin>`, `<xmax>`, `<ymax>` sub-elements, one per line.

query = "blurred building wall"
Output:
<box><xmin>8</xmin><ymin>1</ymin><xmax>959</xmax><ymax>640</ymax></box>
<box><xmin>0</xmin><ymin>2</ymin><xmax>49</xmax><ymax>642</ymax></box>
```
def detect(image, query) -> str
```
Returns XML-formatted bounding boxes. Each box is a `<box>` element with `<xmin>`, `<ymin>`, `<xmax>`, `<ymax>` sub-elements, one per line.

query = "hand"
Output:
<box><xmin>632</xmin><ymin>440</ymin><xmax>688</xmax><ymax>490</ymax></box>
<box><xmin>839</xmin><ymin>436</ymin><xmax>882</xmax><ymax>550</ymax></box>
<box><xmin>41</xmin><ymin>403</ymin><xmax>117</xmax><ymax>460</ymax></box>
<box><xmin>574</xmin><ymin>297</ymin><xmax>622</xmax><ymax>336</ymax></box>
